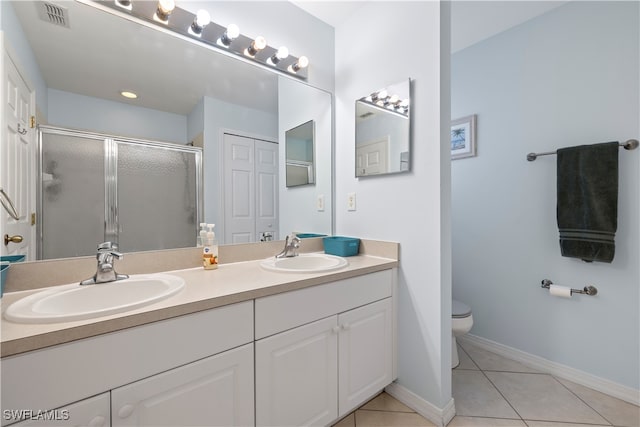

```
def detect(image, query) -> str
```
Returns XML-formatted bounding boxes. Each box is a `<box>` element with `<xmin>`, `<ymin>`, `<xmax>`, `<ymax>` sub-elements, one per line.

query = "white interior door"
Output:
<box><xmin>255</xmin><ymin>139</ymin><xmax>278</xmax><ymax>242</ymax></box>
<box><xmin>223</xmin><ymin>133</ymin><xmax>278</xmax><ymax>244</ymax></box>
<box><xmin>356</xmin><ymin>137</ymin><xmax>389</xmax><ymax>176</ymax></box>
<box><xmin>2</xmin><ymin>46</ymin><xmax>35</xmax><ymax>259</ymax></box>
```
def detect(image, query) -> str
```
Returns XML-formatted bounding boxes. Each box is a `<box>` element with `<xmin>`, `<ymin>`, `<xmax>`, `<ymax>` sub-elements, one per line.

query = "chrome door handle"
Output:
<box><xmin>17</xmin><ymin>123</ymin><xmax>28</xmax><ymax>135</ymax></box>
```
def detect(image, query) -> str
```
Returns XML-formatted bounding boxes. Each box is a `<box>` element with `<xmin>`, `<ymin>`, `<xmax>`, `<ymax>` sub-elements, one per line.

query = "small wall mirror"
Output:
<box><xmin>285</xmin><ymin>120</ymin><xmax>316</xmax><ymax>187</ymax></box>
<box><xmin>355</xmin><ymin>79</ymin><xmax>411</xmax><ymax>177</ymax></box>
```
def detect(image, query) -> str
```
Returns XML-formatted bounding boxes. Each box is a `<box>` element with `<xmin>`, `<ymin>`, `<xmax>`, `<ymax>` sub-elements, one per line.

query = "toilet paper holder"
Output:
<box><xmin>541</xmin><ymin>279</ymin><xmax>598</xmax><ymax>296</ymax></box>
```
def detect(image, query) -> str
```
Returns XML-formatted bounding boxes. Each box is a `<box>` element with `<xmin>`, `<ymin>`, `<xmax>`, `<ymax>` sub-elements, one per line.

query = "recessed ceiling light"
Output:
<box><xmin>120</xmin><ymin>91</ymin><xmax>138</xmax><ymax>99</ymax></box>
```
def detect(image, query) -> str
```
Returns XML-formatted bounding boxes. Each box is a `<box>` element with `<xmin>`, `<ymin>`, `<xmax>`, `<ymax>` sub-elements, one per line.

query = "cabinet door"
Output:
<box><xmin>256</xmin><ymin>316</ymin><xmax>338</xmax><ymax>427</ymax></box>
<box><xmin>7</xmin><ymin>393</ymin><xmax>110</xmax><ymax>427</ymax></box>
<box><xmin>338</xmin><ymin>298</ymin><xmax>393</xmax><ymax>417</ymax></box>
<box><xmin>111</xmin><ymin>343</ymin><xmax>254</xmax><ymax>427</ymax></box>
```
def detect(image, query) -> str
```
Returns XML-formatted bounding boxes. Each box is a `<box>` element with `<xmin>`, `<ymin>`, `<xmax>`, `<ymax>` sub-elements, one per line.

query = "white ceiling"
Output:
<box><xmin>292</xmin><ymin>1</ymin><xmax>569</xmax><ymax>52</ymax></box>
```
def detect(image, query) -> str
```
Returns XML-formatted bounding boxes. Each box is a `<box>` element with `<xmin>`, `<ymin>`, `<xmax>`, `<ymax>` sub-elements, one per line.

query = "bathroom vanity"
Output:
<box><xmin>0</xmin><ymin>241</ymin><xmax>398</xmax><ymax>427</ymax></box>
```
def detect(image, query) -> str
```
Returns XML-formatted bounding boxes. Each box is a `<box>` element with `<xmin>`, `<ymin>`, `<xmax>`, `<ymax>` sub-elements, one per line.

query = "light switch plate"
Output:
<box><xmin>316</xmin><ymin>194</ymin><xmax>325</xmax><ymax>211</ymax></box>
<box><xmin>347</xmin><ymin>192</ymin><xmax>356</xmax><ymax>211</ymax></box>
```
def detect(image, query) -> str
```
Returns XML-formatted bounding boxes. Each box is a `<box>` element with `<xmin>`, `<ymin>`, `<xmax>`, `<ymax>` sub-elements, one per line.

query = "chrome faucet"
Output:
<box><xmin>275</xmin><ymin>235</ymin><xmax>301</xmax><ymax>258</ymax></box>
<box><xmin>80</xmin><ymin>242</ymin><xmax>129</xmax><ymax>285</ymax></box>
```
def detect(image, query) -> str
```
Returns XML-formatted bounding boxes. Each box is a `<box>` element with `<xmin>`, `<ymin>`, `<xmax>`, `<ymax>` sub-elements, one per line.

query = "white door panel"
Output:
<box><xmin>2</xmin><ymin>47</ymin><xmax>35</xmax><ymax>259</ymax></box>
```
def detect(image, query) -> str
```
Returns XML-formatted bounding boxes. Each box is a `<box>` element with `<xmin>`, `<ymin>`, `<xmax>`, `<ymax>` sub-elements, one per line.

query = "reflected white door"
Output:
<box><xmin>356</xmin><ymin>137</ymin><xmax>389</xmax><ymax>176</ymax></box>
<box><xmin>2</xmin><ymin>46</ymin><xmax>35</xmax><ymax>259</ymax></box>
<box><xmin>223</xmin><ymin>133</ymin><xmax>278</xmax><ymax>244</ymax></box>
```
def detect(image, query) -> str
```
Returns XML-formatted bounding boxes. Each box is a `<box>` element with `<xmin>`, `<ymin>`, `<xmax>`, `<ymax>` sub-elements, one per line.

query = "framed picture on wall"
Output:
<box><xmin>451</xmin><ymin>114</ymin><xmax>477</xmax><ymax>160</ymax></box>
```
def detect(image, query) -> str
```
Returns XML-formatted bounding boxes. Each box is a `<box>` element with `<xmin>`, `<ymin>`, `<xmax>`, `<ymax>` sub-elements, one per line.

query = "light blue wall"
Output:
<box><xmin>452</xmin><ymin>1</ymin><xmax>639</xmax><ymax>389</ymax></box>
<box><xmin>1</xmin><ymin>1</ymin><xmax>47</xmax><ymax>118</ymax></box>
<box><xmin>47</xmin><ymin>89</ymin><xmax>188</xmax><ymax>143</ymax></box>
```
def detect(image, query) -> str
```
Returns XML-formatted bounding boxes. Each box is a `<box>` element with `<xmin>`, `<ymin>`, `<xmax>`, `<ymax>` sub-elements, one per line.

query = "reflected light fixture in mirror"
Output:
<box><xmin>96</xmin><ymin>0</ymin><xmax>309</xmax><ymax>79</ymax></box>
<box><xmin>189</xmin><ymin>9</ymin><xmax>211</xmax><ymax>36</ymax></box>
<box><xmin>355</xmin><ymin>78</ymin><xmax>411</xmax><ymax>177</ymax></box>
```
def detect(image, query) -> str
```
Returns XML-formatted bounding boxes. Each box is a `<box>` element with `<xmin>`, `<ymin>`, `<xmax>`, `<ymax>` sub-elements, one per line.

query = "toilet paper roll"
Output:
<box><xmin>549</xmin><ymin>284</ymin><xmax>572</xmax><ymax>298</ymax></box>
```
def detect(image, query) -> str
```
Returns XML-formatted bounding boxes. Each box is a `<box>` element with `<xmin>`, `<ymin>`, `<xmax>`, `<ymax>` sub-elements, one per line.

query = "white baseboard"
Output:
<box><xmin>460</xmin><ymin>334</ymin><xmax>640</xmax><ymax>406</ymax></box>
<box><xmin>384</xmin><ymin>382</ymin><xmax>456</xmax><ymax>427</ymax></box>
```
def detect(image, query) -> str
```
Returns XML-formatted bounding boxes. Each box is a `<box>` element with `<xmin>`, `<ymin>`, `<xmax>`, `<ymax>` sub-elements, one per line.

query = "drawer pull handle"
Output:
<box><xmin>341</xmin><ymin>323</ymin><xmax>350</xmax><ymax>331</ymax></box>
<box><xmin>332</xmin><ymin>326</ymin><xmax>340</xmax><ymax>334</ymax></box>
<box><xmin>118</xmin><ymin>404</ymin><xmax>135</xmax><ymax>419</ymax></box>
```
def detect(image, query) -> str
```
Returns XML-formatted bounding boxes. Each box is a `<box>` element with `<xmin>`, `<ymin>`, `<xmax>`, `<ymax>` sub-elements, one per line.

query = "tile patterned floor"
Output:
<box><xmin>334</xmin><ymin>339</ymin><xmax>639</xmax><ymax>426</ymax></box>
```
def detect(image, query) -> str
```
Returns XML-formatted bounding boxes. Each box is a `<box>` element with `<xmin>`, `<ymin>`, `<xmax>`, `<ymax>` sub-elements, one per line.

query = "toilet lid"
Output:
<box><xmin>452</xmin><ymin>299</ymin><xmax>471</xmax><ymax>318</ymax></box>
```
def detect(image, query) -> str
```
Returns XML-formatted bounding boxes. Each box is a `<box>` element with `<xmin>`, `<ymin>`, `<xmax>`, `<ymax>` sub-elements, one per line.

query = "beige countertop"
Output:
<box><xmin>1</xmin><ymin>253</ymin><xmax>398</xmax><ymax>358</ymax></box>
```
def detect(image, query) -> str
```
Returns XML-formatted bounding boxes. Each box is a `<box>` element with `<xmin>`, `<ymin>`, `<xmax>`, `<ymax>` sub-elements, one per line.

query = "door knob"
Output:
<box><xmin>4</xmin><ymin>234</ymin><xmax>23</xmax><ymax>245</ymax></box>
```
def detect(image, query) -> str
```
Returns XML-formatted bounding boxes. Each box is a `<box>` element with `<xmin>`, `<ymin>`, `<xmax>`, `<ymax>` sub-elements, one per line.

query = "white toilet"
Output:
<box><xmin>452</xmin><ymin>299</ymin><xmax>473</xmax><ymax>368</ymax></box>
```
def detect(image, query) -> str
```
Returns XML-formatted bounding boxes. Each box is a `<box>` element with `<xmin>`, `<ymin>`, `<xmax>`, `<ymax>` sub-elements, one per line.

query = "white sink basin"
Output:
<box><xmin>260</xmin><ymin>253</ymin><xmax>348</xmax><ymax>273</ymax></box>
<box><xmin>4</xmin><ymin>274</ymin><xmax>185</xmax><ymax>324</ymax></box>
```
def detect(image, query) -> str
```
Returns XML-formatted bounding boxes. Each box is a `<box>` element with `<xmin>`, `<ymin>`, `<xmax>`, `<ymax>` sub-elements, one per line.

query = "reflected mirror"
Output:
<box><xmin>285</xmin><ymin>120</ymin><xmax>315</xmax><ymax>187</ymax></box>
<box><xmin>4</xmin><ymin>0</ymin><xmax>333</xmax><ymax>260</ymax></box>
<box><xmin>355</xmin><ymin>79</ymin><xmax>411</xmax><ymax>177</ymax></box>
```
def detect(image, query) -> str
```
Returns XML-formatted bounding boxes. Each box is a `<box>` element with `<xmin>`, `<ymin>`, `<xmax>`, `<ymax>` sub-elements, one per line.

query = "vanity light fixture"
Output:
<box><xmin>246</xmin><ymin>36</ymin><xmax>267</xmax><ymax>57</ymax></box>
<box><xmin>115</xmin><ymin>0</ymin><xmax>132</xmax><ymax>10</ymax></box>
<box><xmin>154</xmin><ymin>0</ymin><xmax>175</xmax><ymax>22</ymax></box>
<box><xmin>189</xmin><ymin>9</ymin><xmax>211</xmax><ymax>36</ymax></box>
<box><xmin>269</xmin><ymin>46</ymin><xmax>289</xmax><ymax>65</ymax></box>
<box><xmin>219</xmin><ymin>23</ymin><xmax>240</xmax><ymax>47</ymax></box>
<box><xmin>288</xmin><ymin>55</ymin><xmax>309</xmax><ymax>73</ymax></box>
<box><xmin>96</xmin><ymin>0</ymin><xmax>309</xmax><ymax>79</ymax></box>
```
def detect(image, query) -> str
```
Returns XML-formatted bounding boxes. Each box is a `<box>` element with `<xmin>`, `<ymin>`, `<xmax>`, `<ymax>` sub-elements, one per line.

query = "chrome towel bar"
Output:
<box><xmin>527</xmin><ymin>139</ymin><xmax>638</xmax><ymax>161</ymax></box>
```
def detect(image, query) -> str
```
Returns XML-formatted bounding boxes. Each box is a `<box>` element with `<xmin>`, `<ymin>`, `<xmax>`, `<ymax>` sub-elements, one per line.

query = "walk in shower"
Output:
<box><xmin>38</xmin><ymin>126</ymin><xmax>203</xmax><ymax>260</ymax></box>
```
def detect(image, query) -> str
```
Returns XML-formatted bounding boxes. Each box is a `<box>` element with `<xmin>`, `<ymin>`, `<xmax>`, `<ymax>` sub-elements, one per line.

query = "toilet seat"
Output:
<box><xmin>452</xmin><ymin>299</ymin><xmax>471</xmax><ymax>318</ymax></box>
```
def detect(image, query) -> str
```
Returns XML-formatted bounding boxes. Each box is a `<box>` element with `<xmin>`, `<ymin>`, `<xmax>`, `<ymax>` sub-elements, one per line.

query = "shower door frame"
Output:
<box><xmin>37</xmin><ymin>125</ymin><xmax>203</xmax><ymax>259</ymax></box>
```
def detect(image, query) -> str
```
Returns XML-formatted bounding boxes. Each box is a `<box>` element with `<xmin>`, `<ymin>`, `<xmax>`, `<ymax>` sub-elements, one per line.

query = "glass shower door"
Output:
<box><xmin>39</xmin><ymin>130</ymin><xmax>105</xmax><ymax>259</ymax></box>
<box><xmin>116</xmin><ymin>141</ymin><xmax>199</xmax><ymax>253</ymax></box>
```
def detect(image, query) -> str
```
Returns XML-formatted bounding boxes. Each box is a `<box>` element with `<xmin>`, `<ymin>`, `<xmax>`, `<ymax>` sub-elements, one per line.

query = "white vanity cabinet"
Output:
<box><xmin>255</xmin><ymin>270</ymin><xmax>395</xmax><ymax>426</ymax></box>
<box><xmin>1</xmin><ymin>301</ymin><xmax>254</xmax><ymax>427</ymax></box>
<box><xmin>111</xmin><ymin>343</ymin><xmax>254</xmax><ymax>427</ymax></box>
<box><xmin>8</xmin><ymin>393</ymin><xmax>110</xmax><ymax>427</ymax></box>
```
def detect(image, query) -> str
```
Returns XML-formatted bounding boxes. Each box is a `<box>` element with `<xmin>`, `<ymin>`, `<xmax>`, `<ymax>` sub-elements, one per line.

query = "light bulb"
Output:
<box><xmin>220</xmin><ymin>24</ymin><xmax>239</xmax><ymax>46</ymax></box>
<box><xmin>246</xmin><ymin>36</ymin><xmax>267</xmax><ymax>56</ymax></box>
<box><xmin>156</xmin><ymin>0</ymin><xmax>175</xmax><ymax>21</ymax></box>
<box><xmin>190</xmin><ymin>10</ymin><xmax>211</xmax><ymax>35</ymax></box>
<box><xmin>270</xmin><ymin>46</ymin><xmax>289</xmax><ymax>65</ymax></box>
<box><xmin>289</xmin><ymin>55</ymin><xmax>309</xmax><ymax>72</ymax></box>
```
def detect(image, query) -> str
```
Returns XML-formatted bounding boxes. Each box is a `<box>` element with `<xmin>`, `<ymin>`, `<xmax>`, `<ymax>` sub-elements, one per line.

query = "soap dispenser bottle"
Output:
<box><xmin>197</xmin><ymin>222</ymin><xmax>207</xmax><ymax>247</ymax></box>
<box><xmin>202</xmin><ymin>224</ymin><xmax>218</xmax><ymax>270</ymax></box>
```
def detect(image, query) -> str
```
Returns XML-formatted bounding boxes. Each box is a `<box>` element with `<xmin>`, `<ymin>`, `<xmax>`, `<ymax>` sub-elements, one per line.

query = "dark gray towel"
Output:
<box><xmin>556</xmin><ymin>142</ymin><xmax>618</xmax><ymax>263</ymax></box>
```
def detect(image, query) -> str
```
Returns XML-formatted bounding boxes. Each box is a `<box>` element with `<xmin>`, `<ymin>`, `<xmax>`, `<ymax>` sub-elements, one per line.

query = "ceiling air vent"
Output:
<box><xmin>37</xmin><ymin>2</ymin><xmax>70</xmax><ymax>28</ymax></box>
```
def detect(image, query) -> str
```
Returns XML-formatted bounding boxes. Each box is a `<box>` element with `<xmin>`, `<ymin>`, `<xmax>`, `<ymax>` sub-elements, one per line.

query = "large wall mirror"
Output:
<box><xmin>355</xmin><ymin>79</ymin><xmax>411</xmax><ymax>177</ymax></box>
<box><xmin>4</xmin><ymin>0</ymin><xmax>333</xmax><ymax>260</ymax></box>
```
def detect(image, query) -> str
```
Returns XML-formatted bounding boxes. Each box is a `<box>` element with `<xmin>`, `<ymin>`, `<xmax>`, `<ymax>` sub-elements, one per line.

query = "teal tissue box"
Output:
<box><xmin>323</xmin><ymin>236</ymin><xmax>360</xmax><ymax>257</ymax></box>
<box><xmin>1</xmin><ymin>255</ymin><xmax>25</xmax><ymax>263</ymax></box>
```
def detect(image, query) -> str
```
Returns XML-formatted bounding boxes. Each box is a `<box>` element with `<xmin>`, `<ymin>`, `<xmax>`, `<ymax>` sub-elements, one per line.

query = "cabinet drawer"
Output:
<box><xmin>2</xmin><ymin>301</ymin><xmax>253</xmax><ymax>419</ymax></box>
<box><xmin>255</xmin><ymin>270</ymin><xmax>392</xmax><ymax>339</ymax></box>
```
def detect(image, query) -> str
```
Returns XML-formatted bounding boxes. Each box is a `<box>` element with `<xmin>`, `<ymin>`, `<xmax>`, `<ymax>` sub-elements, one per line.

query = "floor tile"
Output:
<box><xmin>455</xmin><ymin>344</ymin><xmax>480</xmax><ymax>370</ymax></box>
<box><xmin>485</xmin><ymin>372</ymin><xmax>609</xmax><ymax>425</ymax></box>
<box><xmin>458</xmin><ymin>340</ymin><xmax>539</xmax><ymax>373</ymax></box>
<box><xmin>360</xmin><ymin>392</ymin><xmax>414</xmax><ymax>413</ymax></box>
<box><xmin>333</xmin><ymin>413</ymin><xmax>355</xmax><ymax>427</ymax></box>
<box><xmin>448</xmin><ymin>415</ymin><xmax>527</xmax><ymax>426</ymax></box>
<box><xmin>525</xmin><ymin>421</ymin><xmax>611</xmax><ymax>427</ymax></box>
<box><xmin>555</xmin><ymin>378</ymin><xmax>639</xmax><ymax>427</ymax></box>
<box><xmin>354</xmin><ymin>409</ymin><xmax>436</xmax><ymax>426</ymax></box>
<box><xmin>452</xmin><ymin>370</ymin><xmax>520</xmax><ymax>419</ymax></box>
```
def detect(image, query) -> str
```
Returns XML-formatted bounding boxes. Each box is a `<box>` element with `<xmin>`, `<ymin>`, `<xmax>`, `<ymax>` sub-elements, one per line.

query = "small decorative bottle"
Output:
<box><xmin>202</xmin><ymin>224</ymin><xmax>218</xmax><ymax>270</ymax></box>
